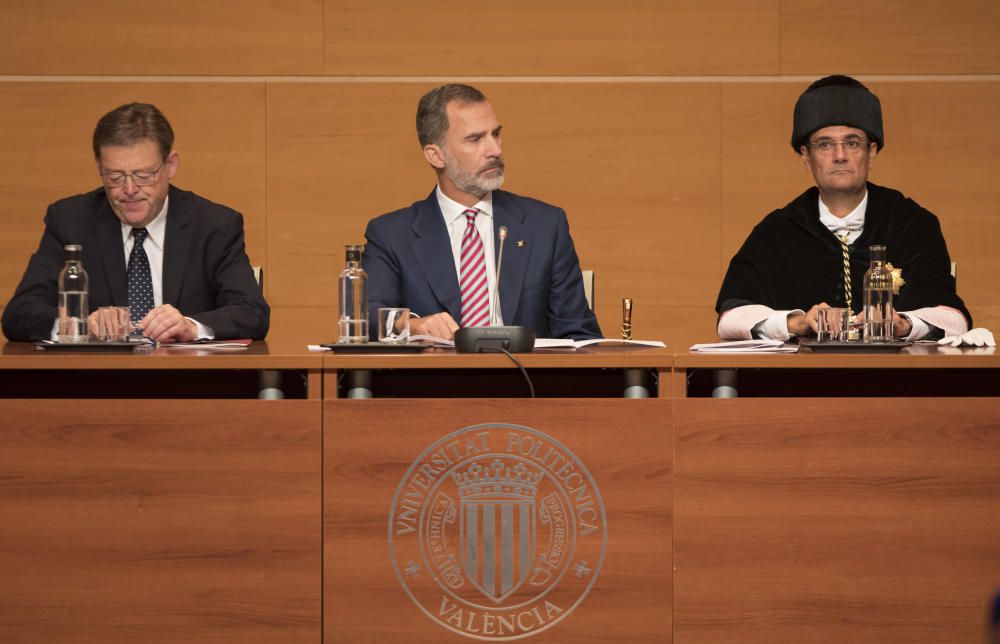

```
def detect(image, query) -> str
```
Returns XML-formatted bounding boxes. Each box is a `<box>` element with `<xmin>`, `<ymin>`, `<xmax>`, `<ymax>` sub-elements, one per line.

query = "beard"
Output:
<box><xmin>443</xmin><ymin>156</ymin><xmax>506</xmax><ymax>197</ymax></box>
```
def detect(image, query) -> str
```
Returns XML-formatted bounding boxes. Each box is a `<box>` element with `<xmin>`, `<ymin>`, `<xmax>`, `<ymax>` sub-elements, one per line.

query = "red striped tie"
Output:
<box><xmin>459</xmin><ymin>209</ymin><xmax>490</xmax><ymax>327</ymax></box>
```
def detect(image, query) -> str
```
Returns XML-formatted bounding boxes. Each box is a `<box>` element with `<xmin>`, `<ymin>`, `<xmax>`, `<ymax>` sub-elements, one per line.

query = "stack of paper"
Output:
<box><xmin>689</xmin><ymin>339</ymin><xmax>798</xmax><ymax>353</ymax></box>
<box><xmin>534</xmin><ymin>338</ymin><xmax>665</xmax><ymax>349</ymax></box>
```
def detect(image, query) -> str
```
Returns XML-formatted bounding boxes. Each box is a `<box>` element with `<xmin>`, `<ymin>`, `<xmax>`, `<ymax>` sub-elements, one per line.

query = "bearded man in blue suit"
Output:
<box><xmin>362</xmin><ymin>84</ymin><xmax>601</xmax><ymax>341</ymax></box>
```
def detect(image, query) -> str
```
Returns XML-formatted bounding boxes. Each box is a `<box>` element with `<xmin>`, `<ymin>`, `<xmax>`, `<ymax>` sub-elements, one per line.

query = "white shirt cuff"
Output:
<box><xmin>188</xmin><ymin>317</ymin><xmax>215</xmax><ymax>340</ymax></box>
<box><xmin>760</xmin><ymin>310</ymin><xmax>803</xmax><ymax>341</ymax></box>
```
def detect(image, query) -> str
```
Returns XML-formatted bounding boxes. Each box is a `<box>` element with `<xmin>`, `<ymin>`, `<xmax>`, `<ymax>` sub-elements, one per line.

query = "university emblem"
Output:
<box><xmin>389</xmin><ymin>424</ymin><xmax>607</xmax><ymax>640</ymax></box>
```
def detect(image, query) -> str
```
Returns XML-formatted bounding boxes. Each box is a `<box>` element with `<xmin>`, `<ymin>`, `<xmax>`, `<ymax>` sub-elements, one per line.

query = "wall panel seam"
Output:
<box><xmin>2</xmin><ymin>75</ymin><xmax>1000</xmax><ymax>84</ymax></box>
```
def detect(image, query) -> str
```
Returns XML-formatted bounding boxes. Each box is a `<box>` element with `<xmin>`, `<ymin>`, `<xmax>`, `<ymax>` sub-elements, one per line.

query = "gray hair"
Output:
<box><xmin>416</xmin><ymin>84</ymin><xmax>487</xmax><ymax>147</ymax></box>
<box><xmin>92</xmin><ymin>103</ymin><xmax>174</xmax><ymax>159</ymax></box>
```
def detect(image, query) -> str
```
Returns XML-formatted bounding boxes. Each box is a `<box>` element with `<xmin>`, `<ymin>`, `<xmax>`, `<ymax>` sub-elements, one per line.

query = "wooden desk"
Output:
<box><xmin>2</xmin><ymin>342</ymin><xmax>996</xmax><ymax>643</ymax></box>
<box><xmin>673</xmin><ymin>343</ymin><xmax>1000</xmax><ymax>397</ymax></box>
<box><xmin>671</xmin><ymin>344</ymin><xmax>1000</xmax><ymax>643</ymax></box>
<box><xmin>322</xmin><ymin>348</ymin><xmax>673</xmax><ymax>643</ymax></box>
<box><xmin>324</xmin><ymin>345</ymin><xmax>673</xmax><ymax>398</ymax></box>
<box><xmin>0</xmin><ymin>340</ymin><xmax>323</xmax><ymax>644</ymax></box>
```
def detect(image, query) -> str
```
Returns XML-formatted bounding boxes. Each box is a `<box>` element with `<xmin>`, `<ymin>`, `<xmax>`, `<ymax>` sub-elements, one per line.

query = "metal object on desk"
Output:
<box><xmin>622</xmin><ymin>297</ymin><xmax>633</xmax><ymax>341</ymax></box>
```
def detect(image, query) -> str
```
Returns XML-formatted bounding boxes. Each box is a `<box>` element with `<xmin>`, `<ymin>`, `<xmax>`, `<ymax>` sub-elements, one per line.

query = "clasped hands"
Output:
<box><xmin>87</xmin><ymin>304</ymin><xmax>197</xmax><ymax>343</ymax></box>
<box><xmin>409</xmin><ymin>311</ymin><xmax>460</xmax><ymax>340</ymax></box>
<box><xmin>787</xmin><ymin>302</ymin><xmax>912</xmax><ymax>338</ymax></box>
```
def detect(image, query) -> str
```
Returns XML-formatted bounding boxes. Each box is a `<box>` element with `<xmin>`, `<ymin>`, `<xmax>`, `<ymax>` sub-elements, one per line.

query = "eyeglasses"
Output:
<box><xmin>807</xmin><ymin>139</ymin><xmax>871</xmax><ymax>154</ymax></box>
<box><xmin>100</xmin><ymin>162</ymin><xmax>164</xmax><ymax>187</ymax></box>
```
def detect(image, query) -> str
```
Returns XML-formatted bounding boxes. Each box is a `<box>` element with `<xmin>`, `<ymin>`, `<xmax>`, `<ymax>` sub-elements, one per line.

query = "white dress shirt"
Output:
<box><xmin>120</xmin><ymin>196</ymin><xmax>213</xmax><ymax>339</ymax></box>
<box><xmin>436</xmin><ymin>186</ymin><xmax>503</xmax><ymax>325</ymax></box>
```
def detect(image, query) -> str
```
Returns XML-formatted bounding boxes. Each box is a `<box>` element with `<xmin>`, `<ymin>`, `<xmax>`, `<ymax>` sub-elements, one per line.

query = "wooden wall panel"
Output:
<box><xmin>266</xmin><ymin>82</ymin><xmax>722</xmax><ymax>344</ymax></box>
<box><xmin>2</xmin><ymin>2</ymin><xmax>998</xmax><ymax>345</ymax></box>
<box><xmin>674</xmin><ymin>397</ymin><xmax>1000</xmax><ymax>644</ymax></box>
<box><xmin>873</xmin><ymin>82</ymin><xmax>1000</xmax><ymax>324</ymax></box>
<box><xmin>720</xmin><ymin>81</ymin><xmax>1000</xmax><ymax>333</ymax></box>
<box><xmin>0</xmin><ymin>0</ymin><xmax>324</xmax><ymax>75</ymax></box>
<box><xmin>265</xmin><ymin>82</ymin><xmax>430</xmax><ymax>315</ymax></box>
<box><xmin>0</xmin><ymin>82</ymin><xmax>267</xmax><ymax>309</ymax></box>
<box><xmin>780</xmin><ymin>0</ymin><xmax>1000</xmax><ymax>74</ymax></box>
<box><xmin>324</xmin><ymin>0</ymin><xmax>779</xmax><ymax>75</ymax></box>
<box><xmin>0</xmin><ymin>399</ymin><xmax>321</xmax><ymax>643</ymax></box>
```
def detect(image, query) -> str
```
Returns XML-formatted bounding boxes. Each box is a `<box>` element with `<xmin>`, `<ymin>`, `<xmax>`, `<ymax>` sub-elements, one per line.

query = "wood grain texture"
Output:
<box><xmin>324</xmin><ymin>399</ymin><xmax>672</xmax><ymax>642</ymax></box>
<box><xmin>0</xmin><ymin>0</ymin><xmax>323</xmax><ymax>75</ymax></box>
<box><xmin>780</xmin><ymin>0</ymin><xmax>1000</xmax><ymax>74</ymax></box>
<box><xmin>324</xmin><ymin>0</ymin><xmax>779</xmax><ymax>75</ymax></box>
<box><xmin>673</xmin><ymin>397</ymin><xmax>1000</xmax><ymax>644</ymax></box>
<box><xmin>0</xmin><ymin>399</ymin><xmax>321</xmax><ymax>643</ymax></box>
<box><xmin>0</xmin><ymin>82</ymin><xmax>267</xmax><ymax>308</ymax></box>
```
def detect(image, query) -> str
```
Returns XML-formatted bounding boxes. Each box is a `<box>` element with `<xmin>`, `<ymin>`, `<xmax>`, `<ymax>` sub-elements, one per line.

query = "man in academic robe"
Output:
<box><xmin>716</xmin><ymin>75</ymin><xmax>970</xmax><ymax>341</ymax></box>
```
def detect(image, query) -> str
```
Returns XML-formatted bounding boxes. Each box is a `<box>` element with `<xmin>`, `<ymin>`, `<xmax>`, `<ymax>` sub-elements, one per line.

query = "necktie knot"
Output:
<box><xmin>463</xmin><ymin>209</ymin><xmax>478</xmax><ymax>227</ymax></box>
<box><xmin>133</xmin><ymin>228</ymin><xmax>149</xmax><ymax>245</ymax></box>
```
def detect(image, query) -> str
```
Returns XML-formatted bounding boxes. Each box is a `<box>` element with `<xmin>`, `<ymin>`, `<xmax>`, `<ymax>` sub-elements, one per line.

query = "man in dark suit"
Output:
<box><xmin>2</xmin><ymin>103</ymin><xmax>268</xmax><ymax>342</ymax></box>
<box><xmin>363</xmin><ymin>84</ymin><xmax>600</xmax><ymax>340</ymax></box>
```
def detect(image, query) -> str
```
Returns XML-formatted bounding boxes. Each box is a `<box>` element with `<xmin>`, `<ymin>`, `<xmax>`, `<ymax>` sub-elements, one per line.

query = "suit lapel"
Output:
<box><xmin>411</xmin><ymin>192</ymin><xmax>462</xmax><ymax>320</ymax></box>
<box><xmin>162</xmin><ymin>187</ymin><xmax>192</xmax><ymax>306</ymax></box>
<box><xmin>493</xmin><ymin>191</ymin><xmax>530</xmax><ymax>324</ymax></box>
<box><xmin>94</xmin><ymin>200</ymin><xmax>128</xmax><ymax>305</ymax></box>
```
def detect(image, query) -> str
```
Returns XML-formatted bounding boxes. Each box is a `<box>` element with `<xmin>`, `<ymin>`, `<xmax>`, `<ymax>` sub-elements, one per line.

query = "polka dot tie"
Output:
<box><xmin>127</xmin><ymin>227</ymin><xmax>155</xmax><ymax>325</ymax></box>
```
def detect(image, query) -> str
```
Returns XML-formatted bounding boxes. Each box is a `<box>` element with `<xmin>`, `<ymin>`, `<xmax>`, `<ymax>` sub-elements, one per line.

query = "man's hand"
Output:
<box><xmin>140</xmin><ymin>304</ymin><xmax>197</xmax><ymax>343</ymax></box>
<box><xmin>892</xmin><ymin>312</ymin><xmax>912</xmax><ymax>338</ymax></box>
<box><xmin>410</xmin><ymin>312</ymin><xmax>460</xmax><ymax>340</ymax></box>
<box><xmin>786</xmin><ymin>303</ymin><xmax>829</xmax><ymax>337</ymax></box>
<box><xmin>854</xmin><ymin>311</ymin><xmax>912</xmax><ymax>338</ymax></box>
<box><xmin>87</xmin><ymin>307</ymin><xmax>130</xmax><ymax>340</ymax></box>
<box><xmin>87</xmin><ymin>311</ymin><xmax>101</xmax><ymax>338</ymax></box>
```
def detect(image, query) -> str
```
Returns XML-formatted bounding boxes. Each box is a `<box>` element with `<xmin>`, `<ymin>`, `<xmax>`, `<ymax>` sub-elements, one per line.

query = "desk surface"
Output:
<box><xmin>0</xmin><ymin>340</ymin><xmax>322</xmax><ymax>370</ymax></box>
<box><xmin>674</xmin><ymin>343</ymin><xmax>999</xmax><ymax>369</ymax></box>
<box><xmin>2</xmin><ymin>340</ymin><xmax>996</xmax><ymax>371</ymax></box>
<box><xmin>322</xmin><ymin>344</ymin><xmax>674</xmax><ymax>369</ymax></box>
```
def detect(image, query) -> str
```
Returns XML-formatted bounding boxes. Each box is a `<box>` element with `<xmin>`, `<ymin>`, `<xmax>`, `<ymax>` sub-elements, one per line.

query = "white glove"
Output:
<box><xmin>938</xmin><ymin>328</ymin><xmax>996</xmax><ymax>347</ymax></box>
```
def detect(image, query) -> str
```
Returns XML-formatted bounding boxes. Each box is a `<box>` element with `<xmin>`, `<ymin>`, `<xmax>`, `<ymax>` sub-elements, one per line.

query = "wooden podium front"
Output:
<box><xmin>323</xmin><ymin>348</ymin><xmax>672</xmax><ymax>643</ymax></box>
<box><xmin>0</xmin><ymin>342</ymin><xmax>323</xmax><ymax>644</ymax></box>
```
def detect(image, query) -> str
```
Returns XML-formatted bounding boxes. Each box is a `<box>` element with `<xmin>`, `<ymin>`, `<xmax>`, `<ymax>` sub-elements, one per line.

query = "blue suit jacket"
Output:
<box><xmin>362</xmin><ymin>189</ymin><xmax>601</xmax><ymax>339</ymax></box>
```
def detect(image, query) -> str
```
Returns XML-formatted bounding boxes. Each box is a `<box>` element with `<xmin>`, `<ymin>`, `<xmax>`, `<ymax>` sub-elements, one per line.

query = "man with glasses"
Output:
<box><xmin>716</xmin><ymin>75</ymin><xmax>970</xmax><ymax>341</ymax></box>
<box><xmin>2</xmin><ymin>103</ymin><xmax>269</xmax><ymax>342</ymax></box>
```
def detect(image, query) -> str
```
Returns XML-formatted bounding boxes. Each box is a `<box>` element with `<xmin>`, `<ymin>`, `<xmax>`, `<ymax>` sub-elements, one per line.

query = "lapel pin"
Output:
<box><xmin>516</xmin><ymin>240</ymin><xmax>526</xmax><ymax>248</ymax></box>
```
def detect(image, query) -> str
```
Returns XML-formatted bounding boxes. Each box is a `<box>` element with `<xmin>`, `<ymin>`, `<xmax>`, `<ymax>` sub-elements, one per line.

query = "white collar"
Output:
<box><xmin>818</xmin><ymin>191</ymin><xmax>867</xmax><ymax>235</ymax></box>
<box><xmin>436</xmin><ymin>186</ymin><xmax>493</xmax><ymax>225</ymax></box>
<box><xmin>120</xmin><ymin>195</ymin><xmax>169</xmax><ymax>249</ymax></box>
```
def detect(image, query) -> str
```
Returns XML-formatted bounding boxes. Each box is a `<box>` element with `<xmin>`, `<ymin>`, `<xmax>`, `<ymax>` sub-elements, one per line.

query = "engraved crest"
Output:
<box><xmin>389</xmin><ymin>424</ymin><xmax>607</xmax><ymax>640</ymax></box>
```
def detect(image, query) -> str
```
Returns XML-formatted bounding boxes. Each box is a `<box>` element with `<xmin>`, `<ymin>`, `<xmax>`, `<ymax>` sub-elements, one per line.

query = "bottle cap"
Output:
<box><xmin>345</xmin><ymin>243</ymin><xmax>363</xmax><ymax>262</ymax></box>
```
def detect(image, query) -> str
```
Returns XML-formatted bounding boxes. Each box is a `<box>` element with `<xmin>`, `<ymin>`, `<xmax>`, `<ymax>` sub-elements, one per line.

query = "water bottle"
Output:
<box><xmin>57</xmin><ymin>244</ymin><xmax>89</xmax><ymax>343</ymax></box>
<box><xmin>338</xmin><ymin>244</ymin><xmax>368</xmax><ymax>343</ymax></box>
<box><xmin>862</xmin><ymin>244</ymin><xmax>893</xmax><ymax>343</ymax></box>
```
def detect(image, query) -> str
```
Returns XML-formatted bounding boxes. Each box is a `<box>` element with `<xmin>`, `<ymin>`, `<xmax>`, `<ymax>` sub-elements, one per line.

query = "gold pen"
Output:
<box><xmin>621</xmin><ymin>297</ymin><xmax>633</xmax><ymax>341</ymax></box>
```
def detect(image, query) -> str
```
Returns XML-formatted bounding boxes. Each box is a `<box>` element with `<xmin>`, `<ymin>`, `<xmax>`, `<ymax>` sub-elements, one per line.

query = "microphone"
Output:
<box><xmin>490</xmin><ymin>225</ymin><xmax>508</xmax><ymax>327</ymax></box>
<box><xmin>454</xmin><ymin>224</ymin><xmax>535</xmax><ymax>353</ymax></box>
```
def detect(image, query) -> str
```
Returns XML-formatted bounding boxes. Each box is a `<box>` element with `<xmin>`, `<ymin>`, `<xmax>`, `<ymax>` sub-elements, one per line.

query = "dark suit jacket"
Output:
<box><xmin>362</xmin><ymin>189</ymin><xmax>601</xmax><ymax>340</ymax></box>
<box><xmin>2</xmin><ymin>185</ymin><xmax>269</xmax><ymax>341</ymax></box>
